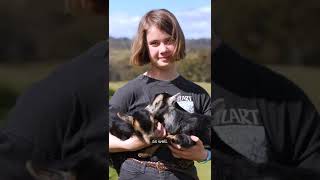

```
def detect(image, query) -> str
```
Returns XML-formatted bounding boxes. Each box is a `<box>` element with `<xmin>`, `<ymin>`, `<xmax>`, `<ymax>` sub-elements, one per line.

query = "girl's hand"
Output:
<box><xmin>109</xmin><ymin>122</ymin><xmax>166</xmax><ymax>153</ymax></box>
<box><xmin>168</xmin><ymin>135</ymin><xmax>208</xmax><ymax>161</ymax></box>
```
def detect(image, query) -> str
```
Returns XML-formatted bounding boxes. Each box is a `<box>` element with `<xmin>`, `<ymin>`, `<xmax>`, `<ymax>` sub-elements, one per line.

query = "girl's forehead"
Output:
<box><xmin>146</xmin><ymin>26</ymin><xmax>171</xmax><ymax>41</ymax></box>
<box><xmin>147</xmin><ymin>26</ymin><xmax>170</xmax><ymax>36</ymax></box>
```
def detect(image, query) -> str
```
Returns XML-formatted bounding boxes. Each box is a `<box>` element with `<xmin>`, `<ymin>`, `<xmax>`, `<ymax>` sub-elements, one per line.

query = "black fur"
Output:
<box><xmin>109</xmin><ymin>108</ymin><xmax>155</xmax><ymax>141</ymax></box>
<box><xmin>165</xmin><ymin>108</ymin><xmax>211</xmax><ymax>147</ymax></box>
<box><xmin>131</xmin><ymin>110</ymin><xmax>154</xmax><ymax>135</ymax></box>
<box><xmin>108</xmin><ymin>107</ymin><xmax>156</xmax><ymax>173</ymax></box>
<box><xmin>109</xmin><ymin>107</ymin><xmax>134</xmax><ymax>141</ymax></box>
<box><xmin>148</xmin><ymin>93</ymin><xmax>320</xmax><ymax>179</ymax></box>
<box><xmin>150</xmin><ymin>93</ymin><xmax>211</xmax><ymax>148</ymax></box>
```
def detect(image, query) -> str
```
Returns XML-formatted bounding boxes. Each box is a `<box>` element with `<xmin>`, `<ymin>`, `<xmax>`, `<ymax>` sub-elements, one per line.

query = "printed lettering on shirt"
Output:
<box><xmin>216</xmin><ymin>108</ymin><xmax>260</xmax><ymax>125</ymax></box>
<box><xmin>177</xmin><ymin>95</ymin><xmax>194</xmax><ymax>113</ymax></box>
<box><xmin>212</xmin><ymin>98</ymin><xmax>268</xmax><ymax>163</ymax></box>
<box><xmin>212</xmin><ymin>98</ymin><xmax>261</xmax><ymax>126</ymax></box>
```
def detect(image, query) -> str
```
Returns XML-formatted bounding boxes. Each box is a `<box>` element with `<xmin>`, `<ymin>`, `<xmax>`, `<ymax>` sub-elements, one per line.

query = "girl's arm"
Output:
<box><xmin>109</xmin><ymin>133</ymin><xmax>149</xmax><ymax>153</ymax></box>
<box><xmin>109</xmin><ymin>122</ymin><xmax>166</xmax><ymax>153</ymax></box>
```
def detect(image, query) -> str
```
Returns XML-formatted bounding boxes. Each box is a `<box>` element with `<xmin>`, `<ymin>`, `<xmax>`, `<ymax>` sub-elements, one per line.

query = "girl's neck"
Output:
<box><xmin>144</xmin><ymin>66</ymin><xmax>179</xmax><ymax>81</ymax></box>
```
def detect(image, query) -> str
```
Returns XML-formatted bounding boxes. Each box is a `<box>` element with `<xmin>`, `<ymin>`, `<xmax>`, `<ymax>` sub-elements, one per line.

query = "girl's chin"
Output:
<box><xmin>158</xmin><ymin>58</ymin><xmax>172</xmax><ymax>63</ymax></box>
<box><xmin>150</xmin><ymin>59</ymin><xmax>174</xmax><ymax>68</ymax></box>
<box><xmin>158</xmin><ymin>61</ymin><xmax>172</xmax><ymax>66</ymax></box>
<box><xmin>152</xmin><ymin>62</ymin><xmax>173</xmax><ymax>69</ymax></box>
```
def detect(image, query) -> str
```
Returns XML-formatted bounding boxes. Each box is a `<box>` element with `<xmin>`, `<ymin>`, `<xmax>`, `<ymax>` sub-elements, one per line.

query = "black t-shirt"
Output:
<box><xmin>109</xmin><ymin>74</ymin><xmax>211</xmax><ymax>178</ymax></box>
<box><xmin>212</xmin><ymin>43</ymin><xmax>320</xmax><ymax>172</ymax></box>
<box><xmin>110</xmin><ymin>74</ymin><xmax>211</xmax><ymax>115</ymax></box>
<box><xmin>0</xmin><ymin>41</ymin><xmax>108</xmax><ymax>179</ymax></box>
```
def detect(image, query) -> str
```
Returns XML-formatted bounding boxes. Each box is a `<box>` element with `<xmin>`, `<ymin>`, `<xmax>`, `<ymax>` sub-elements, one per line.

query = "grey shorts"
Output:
<box><xmin>118</xmin><ymin>159</ymin><xmax>198</xmax><ymax>180</ymax></box>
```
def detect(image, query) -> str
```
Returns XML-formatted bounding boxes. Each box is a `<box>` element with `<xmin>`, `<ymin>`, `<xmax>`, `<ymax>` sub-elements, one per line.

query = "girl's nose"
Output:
<box><xmin>159</xmin><ymin>43</ymin><xmax>168</xmax><ymax>53</ymax></box>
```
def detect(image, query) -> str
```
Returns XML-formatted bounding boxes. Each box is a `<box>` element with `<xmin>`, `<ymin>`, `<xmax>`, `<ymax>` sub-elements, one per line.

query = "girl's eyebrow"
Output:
<box><xmin>148</xmin><ymin>36</ymin><xmax>172</xmax><ymax>42</ymax></box>
<box><xmin>149</xmin><ymin>40</ymin><xmax>159</xmax><ymax>44</ymax></box>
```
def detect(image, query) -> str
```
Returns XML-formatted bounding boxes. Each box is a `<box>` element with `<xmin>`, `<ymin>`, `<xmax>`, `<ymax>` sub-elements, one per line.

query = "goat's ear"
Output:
<box><xmin>26</xmin><ymin>161</ymin><xmax>74</xmax><ymax>180</ymax></box>
<box><xmin>168</xmin><ymin>93</ymin><xmax>180</xmax><ymax>106</ymax></box>
<box><xmin>117</xmin><ymin>112</ymin><xmax>134</xmax><ymax>125</ymax></box>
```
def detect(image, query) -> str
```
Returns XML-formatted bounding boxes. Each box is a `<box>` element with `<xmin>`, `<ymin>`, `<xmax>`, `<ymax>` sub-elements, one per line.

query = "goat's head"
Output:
<box><xmin>117</xmin><ymin>109</ymin><xmax>158</xmax><ymax>144</ymax></box>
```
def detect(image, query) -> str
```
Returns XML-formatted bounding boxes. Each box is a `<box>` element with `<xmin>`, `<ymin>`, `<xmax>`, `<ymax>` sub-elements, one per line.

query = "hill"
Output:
<box><xmin>109</xmin><ymin>36</ymin><xmax>211</xmax><ymax>50</ymax></box>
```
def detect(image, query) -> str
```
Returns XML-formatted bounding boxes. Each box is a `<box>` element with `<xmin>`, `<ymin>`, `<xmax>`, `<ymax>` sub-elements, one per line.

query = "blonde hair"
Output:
<box><xmin>130</xmin><ymin>9</ymin><xmax>186</xmax><ymax>66</ymax></box>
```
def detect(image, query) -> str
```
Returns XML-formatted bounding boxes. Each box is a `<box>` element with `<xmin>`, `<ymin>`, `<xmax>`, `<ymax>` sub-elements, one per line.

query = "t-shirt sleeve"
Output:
<box><xmin>264</xmin><ymin>94</ymin><xmax>320</xmax><ymax>172</ymax></box>
<box><xmin>0</xmin><ymin>76</ymin><xmax>77</xmax><ymax>179</ymax></box>
<box><xmin>194</xmin><ymin>90</ymin><xmax>211</xmax><ymax>116</ymax></box>
<box><xmin>193</xmin><ymin>90</ymin><xmax>211</xmax><ymax>148</ymax></box>
<box><xmin>109</xmin><ymin>84</ymin><xmax>134</xmax><ymax>113</ymax></box>
<box><xmin>109</xmin><ymin>83</ymin><xmax>137</xmax><ymax>131</ymax></box>
<box><xmin>202</xmin><ymin>92</ymin><xmax>212</xmax><ymax>116</ymax></box>
<box><xmin>293</xmin><ymin>99</ymin><xmax>320</xmax><ymax>172</ymax></box>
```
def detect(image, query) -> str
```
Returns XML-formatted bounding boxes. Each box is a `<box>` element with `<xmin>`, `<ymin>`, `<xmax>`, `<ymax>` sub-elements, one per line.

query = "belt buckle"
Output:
<box><xmin>156</xmin><ymin>161</ymin><xmax>166</xmax><ymax>172</ymax></box>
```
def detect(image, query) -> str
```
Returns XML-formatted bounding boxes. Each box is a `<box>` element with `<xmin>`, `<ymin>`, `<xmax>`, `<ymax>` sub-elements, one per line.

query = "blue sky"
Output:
<box><xmin>109</xmin><ymin>0</ymin><xmax>211</xmax><ymax>39</ymax></box>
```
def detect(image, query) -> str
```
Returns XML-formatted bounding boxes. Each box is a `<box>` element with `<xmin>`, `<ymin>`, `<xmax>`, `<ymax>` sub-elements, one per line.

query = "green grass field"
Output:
<box><xmin>0</xmin><ymin>62</ymin><xmax>60</xmax><ymax>93</ymax></box>
<box><xmin>195</xmin><ymin>161</ymin><xmax>211</xmax><ymax>180</ymax></box>
<box><xmin>268</xmin><ymin>65</ymin><xmax>320</xmax><ymax>111</ymax></box>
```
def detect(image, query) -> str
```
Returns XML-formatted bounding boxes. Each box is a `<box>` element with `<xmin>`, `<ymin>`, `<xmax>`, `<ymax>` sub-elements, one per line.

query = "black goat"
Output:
<box><xmin>108</xmin><ymin>107</ymin><xmax>160</xmax><ymax>172</ymax></box>
<box><xmin>146</xmin><ymin>92</ymin><xmax>211</xmax><ymax>148</ymax></box>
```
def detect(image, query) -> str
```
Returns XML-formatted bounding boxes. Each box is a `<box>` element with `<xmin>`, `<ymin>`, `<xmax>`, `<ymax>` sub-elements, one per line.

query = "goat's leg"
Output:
<box><xmin>167</xmin><ymin>134</ymin><xmax>195</xmax><ymax>148</ymax></box>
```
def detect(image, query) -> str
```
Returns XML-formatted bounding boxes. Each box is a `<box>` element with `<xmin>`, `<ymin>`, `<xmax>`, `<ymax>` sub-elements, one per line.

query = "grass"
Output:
<box><xmin>0</xmin><ymin>62</ymin><xmax>60</xmax><ymax>93</ymax></box>
<box><xmin>268</xmin><ymin>65</ymin><xmax>320</xmax><ymax>111</ymax></box>
<box><xmin>109</xmin><ymin>81</ymin><xmax>211</xmax><ymax>95</ymax></box>
<box><xmin>109</xmin><ymin>166</ymin><xmax>118</xmax><ymax>180</ymax></box>
<box><xmin>195</xmin><ymin>161</ymin><xmax>211</xmax><ymax>180</ymax></box>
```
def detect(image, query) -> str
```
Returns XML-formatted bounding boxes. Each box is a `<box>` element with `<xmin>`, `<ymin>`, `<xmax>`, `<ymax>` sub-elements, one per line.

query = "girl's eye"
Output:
<box><xmin>165</xmin><ymin>38</ymin><xmax>174</xmax><ymax>44</ymax></box>
<box><xmin>150</xmin><ymin>41</ymin><xmax>159</xmax><ymax>46</ymax></box>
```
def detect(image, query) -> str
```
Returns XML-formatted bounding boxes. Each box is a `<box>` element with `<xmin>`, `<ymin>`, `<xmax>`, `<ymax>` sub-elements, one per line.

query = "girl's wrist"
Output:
<box><xmin>198</xmin><ymin>149</ymin><xmax>211</xmax><ymax>163</ymax></box>
<box><xmin>200</xmin><ymin>149</ymin><xmax>208</xmax><ymax>161</ymax></box>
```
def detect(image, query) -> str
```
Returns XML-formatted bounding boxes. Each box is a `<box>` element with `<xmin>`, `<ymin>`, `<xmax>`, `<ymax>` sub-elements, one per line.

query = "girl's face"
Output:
<box><xmin>146</xmin><ymin>26</ymin><xmax>176</xmax><ymax>70</ymax></box>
